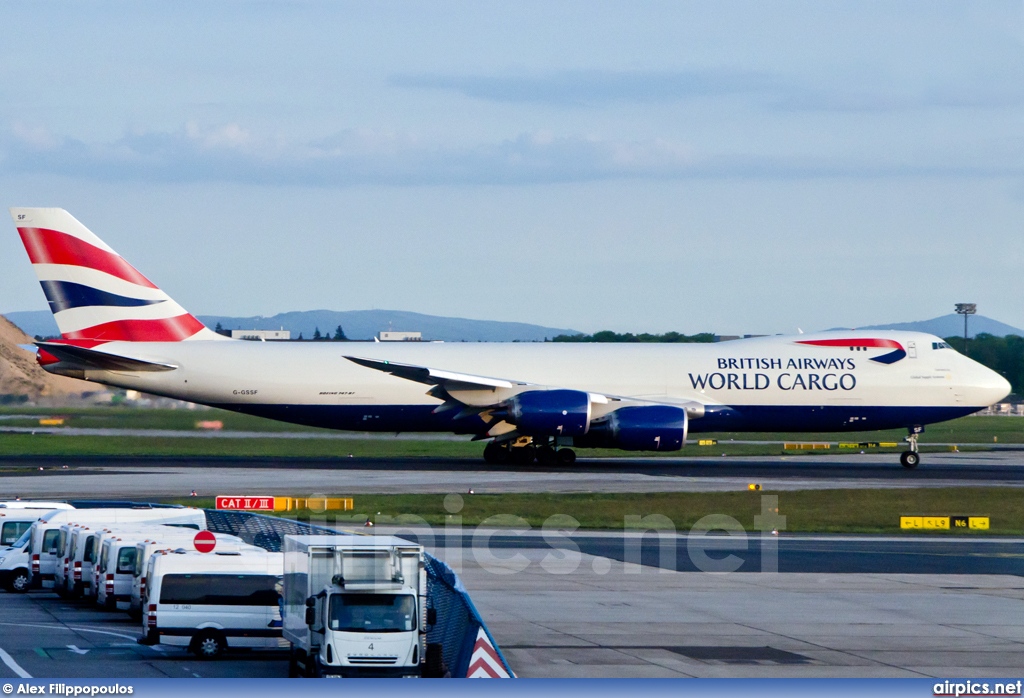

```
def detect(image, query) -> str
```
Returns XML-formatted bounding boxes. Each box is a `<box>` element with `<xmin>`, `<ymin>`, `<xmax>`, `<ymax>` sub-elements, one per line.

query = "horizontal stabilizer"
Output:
<box><xmin>36</xmin><ymin>342</ymin><xmax>178</xmax><ymax>372</ymax></box>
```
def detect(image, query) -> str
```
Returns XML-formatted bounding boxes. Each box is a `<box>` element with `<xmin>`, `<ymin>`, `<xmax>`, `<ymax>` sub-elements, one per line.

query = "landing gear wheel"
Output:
<box><xmin>556</xmin><ymin>448</ymin><xmax>577</xmax><ymax>465</ymax></box>
<box><xmin>191</xmin><ymin>629</ymin><xmax>226</xmax><ymax>659</ymax></box>
<box><xmin>483</xmin><ymin>442</ymin><xmax>510</xmax><ymax>464</ymax></box>
<box><xmin>510</xmin><ymin>446</ymin><xmax>535</xmax><ymax>465</ymax></box>
<box><xmin>536</xmin><ymin>445</ymin><xmax>557</xmax><ymax>465</ymax></box>
<box><xmin>900</xmin><ymin>451</ymin><xmax>920</xmax><ymax>469</ymax></box>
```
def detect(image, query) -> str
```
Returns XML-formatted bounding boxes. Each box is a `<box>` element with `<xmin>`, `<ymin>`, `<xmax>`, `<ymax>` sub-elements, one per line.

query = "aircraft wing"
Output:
<box><xmin>36</xmin><ymin>342</ymin><xmax>178</xmax><ymax>372</ymax></box>
<box><xmin>344</xmin><ymin>355</ymin><xmax>707</xmax><ymax>441</ymax></box>
<box><xmin>344</xmin><ymin>356</ymin><xmax>526</xmax><ymax>392</ymax></box>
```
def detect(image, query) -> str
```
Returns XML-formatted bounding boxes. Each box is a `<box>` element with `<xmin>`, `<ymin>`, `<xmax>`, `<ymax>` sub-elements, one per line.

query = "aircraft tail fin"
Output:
<box><xmin>9</xmin><ymin>207</ymin><xmax>224</xmax><ymax>343</ymax></box>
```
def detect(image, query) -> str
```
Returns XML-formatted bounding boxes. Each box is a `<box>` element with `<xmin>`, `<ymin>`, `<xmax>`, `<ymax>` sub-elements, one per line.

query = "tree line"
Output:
<box><xmin>551</xmin><ymin>331</ymin><xmax>716</xmax><ymax>343</ymax></box>
<box><xmin>946</xmin><ymin>333</ymin><xmax>1024</xmax><ymax>396</ymax></box>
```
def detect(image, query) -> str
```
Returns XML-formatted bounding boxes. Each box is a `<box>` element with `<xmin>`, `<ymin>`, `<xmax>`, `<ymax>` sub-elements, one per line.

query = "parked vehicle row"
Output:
<box><xmin>0</xmin><ymin>502</ymin><xmax>445</xmax><ymax>677</ymax></box>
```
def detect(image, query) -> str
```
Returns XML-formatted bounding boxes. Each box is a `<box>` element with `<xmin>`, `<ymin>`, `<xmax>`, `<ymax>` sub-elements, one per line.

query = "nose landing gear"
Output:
<box><xmin>900</xmin><ymin>428</ymin><xmax>922</xmax><ymax>469</ymax></box>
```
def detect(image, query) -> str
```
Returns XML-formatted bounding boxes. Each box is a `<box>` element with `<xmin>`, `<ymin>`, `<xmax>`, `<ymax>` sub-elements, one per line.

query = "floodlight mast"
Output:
<box><xmin>954</xmin><ymin>303</ymin><xmax>976</xmax><ymax>356</ymax></box>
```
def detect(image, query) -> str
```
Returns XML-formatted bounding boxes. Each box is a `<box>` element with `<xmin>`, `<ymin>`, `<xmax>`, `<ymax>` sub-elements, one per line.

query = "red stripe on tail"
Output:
<box><xmin>62</xmin><ymin>315</ymin><xmax>206</xmax><ymax>342</ymax></box>
<box><xmin>18</xmin><ymin>227</ymin><xmax>158</xmax><ymax>289</ymax></box>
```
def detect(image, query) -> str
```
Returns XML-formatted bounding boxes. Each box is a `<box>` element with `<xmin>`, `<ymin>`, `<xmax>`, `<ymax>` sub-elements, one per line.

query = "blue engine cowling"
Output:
<box><xmin>506</xmin><ymin>389</ymin><xmax>591</xmax><ymax>437</ymax></box>
<box><xmin>576</xmin><ymin>405</ymin><xmax>688</xmax><ymax>451</ymax></box>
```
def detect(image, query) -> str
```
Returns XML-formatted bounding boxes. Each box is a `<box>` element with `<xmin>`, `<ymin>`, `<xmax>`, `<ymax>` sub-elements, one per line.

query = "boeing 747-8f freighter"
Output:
<box><xmin>9</xmin><ymin>208</ymin><xmax>1011</xmax><ymax>468</ymax></box>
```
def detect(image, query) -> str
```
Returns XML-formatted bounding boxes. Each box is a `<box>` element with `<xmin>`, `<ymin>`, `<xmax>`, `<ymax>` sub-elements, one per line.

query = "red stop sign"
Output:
<box><xmin>194</xmin><ymin>530</ymin><xmax>216</xmax><ymax>553</ymax></box>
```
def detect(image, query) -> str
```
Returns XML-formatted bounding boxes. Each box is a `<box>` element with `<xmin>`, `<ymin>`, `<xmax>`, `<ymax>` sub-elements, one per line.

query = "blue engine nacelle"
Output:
<box><xmin>506</xmin><ymin>389</ymin><xmax>591</xmax><ymax>437</ymax></box>
<box><xmin>577</xmin><ymin>405</ymin><xmax>688</xmax><ymax>451</ymax></box>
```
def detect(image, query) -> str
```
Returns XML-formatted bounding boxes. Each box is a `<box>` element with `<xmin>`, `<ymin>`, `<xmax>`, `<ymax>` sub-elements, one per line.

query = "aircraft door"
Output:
<box><xmin>907</xmin><ymin>341</ymin><xmax>917</xmax><ymax>358</ymax></box>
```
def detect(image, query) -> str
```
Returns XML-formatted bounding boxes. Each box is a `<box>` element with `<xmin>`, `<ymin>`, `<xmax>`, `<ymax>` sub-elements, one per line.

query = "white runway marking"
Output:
<box><xmin>0</xmin><ymin>646</ymin><xmax>31</xmax><ymax>678</ymax></box>
<box><xmin>0</xmin><ymin>622</ymin><xmax>138</xmax><ymax>642</ymax></box>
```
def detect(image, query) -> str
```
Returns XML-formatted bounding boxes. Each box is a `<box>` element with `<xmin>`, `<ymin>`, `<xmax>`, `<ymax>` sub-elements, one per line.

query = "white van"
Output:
<box><xmin>88</xmin><ymin>525</ymin><xmax>195</xmax><ymax>603</ymax></box>
<box><xmin>0</xmin><ymin>501</ymin><xmax>73</xmax><ymax>510</ymax></box>
<box><xmin>54</xmin><ymin>522</ymin><xmax>99</xmax><ymax>596</ymax></box>
<box><xmin>55</xmin><ymin>523</ymin><xmax>171</xmax><ymax>599</ymax></box>
<box><xmin>140</xmin><ymin>549</ymin><xmax>285</xmax><ymax>658</ymax></box>
<box><xmin>27</xmin><ymin>507</ymin><xmax>205</xmax><ymax>589</ymax></box>
<box><xmin>96</xmin><ymin>533</ymin><xmax>151</xmax><ymax>609</ymax></box>
<box><xmin>129</xmin><ymin>533</ymin><xmax>250</xmax><ymax>618</ymax></box>
<box><xmin>0</xmin><ymin>528</ymin><xmax>34</xmax><ymax>592</ymax></box>
<box><xmin>0</xmin><ymin>504</ymin><xmax>76</xmax><ymax>592</ymax></box>
<box><xmin>62</xmin><ymin>524</ymin><xmax>104</xmax><ymax>597</ymax></box>
<box><xmin>1</xmin><ymin>507</ymin><xmax>57</xmax><ymax>547</ymax></box>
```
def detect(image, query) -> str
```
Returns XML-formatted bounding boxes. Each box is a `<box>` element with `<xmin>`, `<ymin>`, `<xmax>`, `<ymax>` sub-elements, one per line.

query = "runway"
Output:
<box><xmin>371</xmin><ymin>528</ymin><xmax>1024</xmax><ymax>576</ymax></box>
<box><xmin>1</xmin><ymin>451</ymin><xmax>1023</xmax><ymax>497</ymax></box>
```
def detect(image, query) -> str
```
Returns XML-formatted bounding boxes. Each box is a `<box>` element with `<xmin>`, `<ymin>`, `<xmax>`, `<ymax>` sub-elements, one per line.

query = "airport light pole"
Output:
<box><xmin>955</xmin><ymin>303</ymin><xmax>976</xmax><ymax>356</ymax></box>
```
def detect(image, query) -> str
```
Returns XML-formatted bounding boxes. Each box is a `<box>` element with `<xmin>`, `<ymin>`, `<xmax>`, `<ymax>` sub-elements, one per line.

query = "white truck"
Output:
<box><xmin>283</xmin><ymin>534</ymin><xmax>436</xmax><ymax>678</ymax></box>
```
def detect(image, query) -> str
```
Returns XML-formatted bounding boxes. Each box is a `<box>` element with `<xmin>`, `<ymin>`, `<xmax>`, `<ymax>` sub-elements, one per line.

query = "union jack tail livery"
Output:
<box><xmin>10</xmin><ymin>208</ymin><xmax>222</xmax><ymax>344</ymax></box>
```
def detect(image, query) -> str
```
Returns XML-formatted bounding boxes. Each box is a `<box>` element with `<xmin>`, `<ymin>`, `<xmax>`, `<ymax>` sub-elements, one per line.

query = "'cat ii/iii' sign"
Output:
<box><xmin>215</xmin><ymin>496</ymin><xmax>354</xmax><ymax>511</ymax></box>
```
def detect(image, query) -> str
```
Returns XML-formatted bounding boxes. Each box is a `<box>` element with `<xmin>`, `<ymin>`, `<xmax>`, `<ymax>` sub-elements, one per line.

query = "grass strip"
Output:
<box><xmin>0</xmin><ymin>411</ymin><xmax>1019</xmax><ymax>458</ymax></box>
<box><xmin>164</xmin><ymin>488</ymin><xmax>1024</xmax><ymax>535</ymax></box>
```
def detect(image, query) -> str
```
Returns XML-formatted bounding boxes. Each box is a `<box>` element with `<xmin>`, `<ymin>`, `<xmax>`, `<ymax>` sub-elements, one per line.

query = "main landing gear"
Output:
<box><xmin>483</xmin><ymin>439</ymin><xmax>576</xmax><ymax>466</ymax></box>
<box><xmin>900</xmin><ymin>428</ymin><xmax>922</xmax><ymax>469</ymax></box>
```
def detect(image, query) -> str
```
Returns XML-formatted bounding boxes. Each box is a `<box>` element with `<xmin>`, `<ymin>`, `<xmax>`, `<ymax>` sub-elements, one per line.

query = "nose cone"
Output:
<box><xmin>954</xmin><ymin>352</ymin><xmax>1012</xmax><ymax>406</ymax></box>
<box><xmin>989</xmin><ymin>371</ymin><xmax>1012</xmax><ymax>404</ymax></box>
<box><xmin>976</xmin><ymin>365</ymin><xmax>1012</xmax><ymax>406</ymax></box>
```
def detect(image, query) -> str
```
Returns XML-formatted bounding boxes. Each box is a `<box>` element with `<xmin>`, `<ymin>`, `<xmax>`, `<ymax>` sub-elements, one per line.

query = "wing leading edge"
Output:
<box><xmin>344</xmin><ymin>355</ymin><xmax>703</xmax><ymax>443</ymax></box>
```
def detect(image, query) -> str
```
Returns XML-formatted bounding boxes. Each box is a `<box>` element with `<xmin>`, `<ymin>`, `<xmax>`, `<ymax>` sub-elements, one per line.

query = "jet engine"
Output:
<box><xmin>503</xmin><ymin>389</ymin><xmax>591</xmax><ymax>437</ymax></box>
<box><xmin>576</xmin><ymin>405</ymin><xmax>688</xmax><ymax>451</ymax></box>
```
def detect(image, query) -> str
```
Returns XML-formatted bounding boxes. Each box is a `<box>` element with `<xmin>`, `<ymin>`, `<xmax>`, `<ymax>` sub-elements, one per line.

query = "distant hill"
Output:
<box><xmin>0</xmin><ymin>315</ymin><xmax>105</xmax><ymax>402</ymax></box>
<box><xmin>4</xmin><ymin>309</ymin><xmax>580</xmax><ymax>343</ymax></box>
<box><xmin>847</xmin><ymin>314</ymin><xmax>1024</xmax><ymax>338</ymax></box>
<box><xmin>10</xmin><ymin>307</ymin><xmax>1021</xmax><ymax>343</ymax></box>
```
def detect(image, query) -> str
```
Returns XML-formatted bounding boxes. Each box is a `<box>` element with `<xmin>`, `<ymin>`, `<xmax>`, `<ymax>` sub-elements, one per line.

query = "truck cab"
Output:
<box><xmin>307</xmin><ymin>579</ymin><xmax>423</xmax><ymax>676</ymax></box>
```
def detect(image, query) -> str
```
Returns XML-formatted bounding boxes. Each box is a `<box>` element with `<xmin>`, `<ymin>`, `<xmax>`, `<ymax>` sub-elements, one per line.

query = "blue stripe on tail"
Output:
<box><xmin>40</xmin><ymin>279</ymin><xmax>164</xmax><ymax>313</ymax></box>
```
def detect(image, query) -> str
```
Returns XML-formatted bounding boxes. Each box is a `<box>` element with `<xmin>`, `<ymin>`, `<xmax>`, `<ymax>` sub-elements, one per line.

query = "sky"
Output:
<box><xmin>1</xmin><ymin>0</ymin><xmax>1022</xmax><ymax>335</ymax></box>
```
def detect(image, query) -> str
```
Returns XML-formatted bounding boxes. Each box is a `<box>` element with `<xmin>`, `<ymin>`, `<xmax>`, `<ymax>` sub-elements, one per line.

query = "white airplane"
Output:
<box><xmin>9</xmin><ymin>207</ymin><xmax>1011</xmax><ymax>468</ymax></box>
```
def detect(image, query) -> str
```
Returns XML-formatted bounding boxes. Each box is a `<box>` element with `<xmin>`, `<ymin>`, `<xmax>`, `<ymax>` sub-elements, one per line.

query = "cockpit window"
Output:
<box><xmin>932</xmin><ymin>342</ymin><xmax>952</xmax><ymax>350</ymax></box>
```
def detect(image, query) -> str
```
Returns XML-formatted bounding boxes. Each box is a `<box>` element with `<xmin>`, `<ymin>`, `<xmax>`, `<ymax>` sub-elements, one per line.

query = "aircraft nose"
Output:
<box><xmin>980</xmin><ymin>366</ymin><xmax>1012</xmax><ymax>405</ymax></box>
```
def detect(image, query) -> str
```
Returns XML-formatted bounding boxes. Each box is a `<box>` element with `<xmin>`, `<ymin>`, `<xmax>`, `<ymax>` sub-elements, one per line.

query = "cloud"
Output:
<box><xmin>390</xmin><ymin>68</ymin><xmax>1024</xmax><ymax>113</ymax></box>
<box><xmin>389</xmin><ymin>69</ymin><xmax>780</xmax><ymax>107</ymax></box>
<box><xmin>2</xmin><ymin>121</ymin><xmax>1022</xmax><ymax>188</ymax></box>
